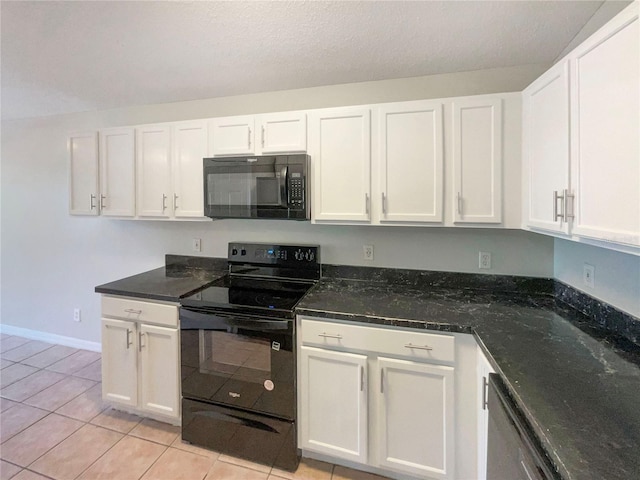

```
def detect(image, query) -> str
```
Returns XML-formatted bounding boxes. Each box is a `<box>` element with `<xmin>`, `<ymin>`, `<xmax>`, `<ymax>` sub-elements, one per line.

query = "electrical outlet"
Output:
<box><xmin>583</xmin><ymin>264</ymin><xmax>595</xmax><ymax>288</ymax></box>
<box><xmin>73</xmin><ymin>308</ymin><xmax>81</xmax><ymax>322</ymax></box>
<box><xmin>192</xmin><ymin>238</ymin><xmax>201</xmax><ymax>252</ymax></box>
<box><xmin>363</xmin><ymin>245</ymin><xmax>374</xmax><ymax>261</ymax></box>
<box><xmin>479</xmin><ymin>252</ymin><xmax>491</xmax><ymax>269</ymax></box>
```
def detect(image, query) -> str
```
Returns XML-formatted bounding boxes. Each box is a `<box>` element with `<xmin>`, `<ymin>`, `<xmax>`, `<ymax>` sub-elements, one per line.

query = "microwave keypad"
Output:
<box><xmin>289</xmin><ymin>178</ymin><xmax>304</xmax><ymax>207</ymax></box>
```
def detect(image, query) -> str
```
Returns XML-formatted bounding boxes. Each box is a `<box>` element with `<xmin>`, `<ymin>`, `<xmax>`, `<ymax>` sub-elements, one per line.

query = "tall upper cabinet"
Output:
<box><xmin>136</xmin><ymin>125</ymin><xmax>172</xmax><ymax>218</ymax></box>
<box><xmin>523</xmin><ymin>2</ymin><xmax>639</xmax><ymax>250</ymax></box>
<box><xmin>99</xmin><ymin>127</ymin><xmax>136</xmax><ymax>217</ymax></box>
<box><xmin>68</xmin><ymin>132</ymin><xmax>99</xmax><ymax>216</ymax></box>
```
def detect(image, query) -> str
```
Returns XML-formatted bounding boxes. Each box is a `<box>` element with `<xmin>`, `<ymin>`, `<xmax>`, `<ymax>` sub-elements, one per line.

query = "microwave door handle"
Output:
<box><xmin>280</xmin><ymin>165</ymin><xmax>289</xmax><ymax>207</ymax></box>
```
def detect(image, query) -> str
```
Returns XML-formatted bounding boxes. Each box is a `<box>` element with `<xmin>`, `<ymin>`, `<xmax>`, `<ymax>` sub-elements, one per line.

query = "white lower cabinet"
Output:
<box><xmin>298</xmin><ymin>316</ymin><xmax>467</xmax><ymax>480</ymax></box>
<box><xmin>101</xmin><ymin>295</ymin><xmax>180</xmax><ymax>424</ymax></box>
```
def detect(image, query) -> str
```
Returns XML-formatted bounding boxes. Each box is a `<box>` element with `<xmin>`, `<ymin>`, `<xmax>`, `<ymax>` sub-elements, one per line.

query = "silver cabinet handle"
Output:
<box><xmin>173</xmin><ymin>193</ymin><xmax>179</xmax><ymax>210</ymax></box>
<box><xmin>90</xmin><ymin>194</ymin><xmax>96</xmax><ymax>210</ymax></box>
<box><xmin>124</xmin><ymin>308</ymin><xmax>142</xmax><ymax>315</ymax></box>
<box><xmin>318</xmin><ymin>332</ymin><xmax>342</xmax><ymax>339</ymax></box>
<box><xmin>162</xmin><ymin>194</ymin><xmax>167</xmax><ymax>212</ymax></box>
<box><xmin>360</xmin><ymin>366</ymin><xmax>364</xmax><ymax>392</ymax></box>
<box><xmin>404</xmin><ymin>343</ymin><xmax>433</xmax><ymax>351</ymax></box>
<box><xmin>100</xmin><ymin>194</ymin><xmax>106</xmax><ymax>210</ymax></box>
<box><xmin>553</xmin><ymin>190</ymin><xmax>564</xmax><ymax>221</ymax></box>
<box><xmin>382</xmin><ymin>192</ymin><xmax>387</xmax><ymax>214</ymax></box>
<box><xmin>261</xmin><ymin>125</ymin><xmax>265</xmax><ymax>147</ymax></box>
<box><xmin>365</xmin><ymin>193</ymin><xmax>370</xmax><ymax>215</ymax></box>
<box><xmin>248</xmin><ymin>128</ymin><xmax>251</xmax><ymax>148</ymax></box>
<box><xmin>563</xmin><ymin>189</ymin><xmax>575</xmax><ymax>220</ymax></box>
<box><xmin>126</xmin><ymin>329</ymin><xmax>132</xmax><ymax>349</ymax></box>
<box><xmin>457</xmin><ymin>192</ymin><xmax>463</xmax><ymax>215</ymax></box>
<box><xmin>139</xmin><ymin>331</ymin><xmax>145</xmax><ymax>352</ymax></box>
<box><xmin>380</xmin><ymin>367</ymin><xmax>384</xmax><ymax>394</ymax></box>
<box><xmin>482</xmin><ymin>376</ymin><xmax>489</xmax><ymax>410</ymax></box>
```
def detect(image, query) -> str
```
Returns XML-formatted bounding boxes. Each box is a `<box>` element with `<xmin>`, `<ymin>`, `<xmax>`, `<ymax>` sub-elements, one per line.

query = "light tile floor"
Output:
<box><xmin>0</xmin><ymin>335</ymin><xmax>388</xmax><ymax>480</ymax></box>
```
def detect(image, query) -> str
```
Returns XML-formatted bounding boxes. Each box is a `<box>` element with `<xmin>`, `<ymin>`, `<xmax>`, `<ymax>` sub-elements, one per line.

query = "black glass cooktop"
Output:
<box><xmin>180</xmin><ymin>275</ymin><xmax>313</xmax><ymax>318</ymax></box>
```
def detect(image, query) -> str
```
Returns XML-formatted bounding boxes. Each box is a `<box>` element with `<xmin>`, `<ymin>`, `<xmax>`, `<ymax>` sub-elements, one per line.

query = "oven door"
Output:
<box><xmin>180</xmin><ymin>307</ymin><xmax>295</xmax><ymax>420</ymax></box>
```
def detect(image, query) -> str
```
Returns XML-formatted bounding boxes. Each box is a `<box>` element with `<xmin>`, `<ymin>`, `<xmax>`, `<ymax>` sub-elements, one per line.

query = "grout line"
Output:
<box><xmin>130</xmin><ymin>439</ymin><xmax>169</xmax><ymax>480</ymax></box>
<box><xmin>71</xmin><ymin>429</ymin><xmax>128</xmax><ymax>480</ymax></box>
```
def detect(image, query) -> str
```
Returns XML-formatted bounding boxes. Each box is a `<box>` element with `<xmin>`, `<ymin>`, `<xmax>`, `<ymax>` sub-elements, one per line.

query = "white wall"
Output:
<box><xmin>554</xmin><ymin>239</ymin><xmax>640</xmax><ymax>317</ymax></box>
<box><xmin>1</xmin><ymin>65</ymin><xmax>556</xmax><ymax>344</ymax></box>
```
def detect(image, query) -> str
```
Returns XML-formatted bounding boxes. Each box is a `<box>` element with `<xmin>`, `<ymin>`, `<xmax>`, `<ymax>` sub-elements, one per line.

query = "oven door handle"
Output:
<box><xmin>179</xmin><ymin>307</ymin><xmax>291</xmax><ymax>331</ymax></box>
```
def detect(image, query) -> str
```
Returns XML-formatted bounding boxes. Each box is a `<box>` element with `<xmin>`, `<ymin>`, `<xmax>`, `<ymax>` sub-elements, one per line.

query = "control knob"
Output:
<box><xmin>294</xmin><ymin>249</ymin><xmax>304</xmax><ymax>261</ymax></box>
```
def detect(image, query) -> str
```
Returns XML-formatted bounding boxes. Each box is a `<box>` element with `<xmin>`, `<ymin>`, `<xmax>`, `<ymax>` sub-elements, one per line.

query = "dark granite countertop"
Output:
<box><xmin>296</xmin><ymin>277</ymin><xmax>640</xmax><ymax>480</ymax></box>
<box><xmin>94</xmin><ymin>255</ymin><xmax>228</xmax><ymax>302</ymax></box>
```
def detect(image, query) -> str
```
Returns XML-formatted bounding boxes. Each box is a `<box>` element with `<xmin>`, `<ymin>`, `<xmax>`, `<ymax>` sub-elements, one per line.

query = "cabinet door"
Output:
<box><xmin>68</xmin><ymin>132</ymin><xmax>99</xmax><ymax>215</ymax></box>
<box><xmin>172</xmin><ymin>121</ymin><xmax>207</xmax><ymax>218</ymax></box>
<box><xmin>99</xmin><ymin>127</ymin><xmax>136</xmax><ymax>217</ymax></box>
<box><xmin>477</xmin><ymin>349</ymin><xmax>495</xmax><ymax>480</ymax></box>
<box><xmin>452</xmin><ymin>98</ymin><xmax>503</xmax><ymax>224</ymax></box>
<box><xmin>258</xmin><ymin>112</ymin><xmax>307</xmax><ymax>153</ymax></box>
<box><xmin>379</xmin><ymin>101</ymin><xmax>444</xmax><ymax>223</ymax></box>
<box><xmin>311</xmin><ymin>107</ymin><xmax>371</xmax><ymax>222</ymax></box>
<box><xmin>377</xmin><ymin>357</ymin><xmax>455</xmax><ymax>479</ymax></box>
<box><xmin>299</xmin><ymin>346</ymin><xmax>368</xmax><ymax>464</ymax></box>
<box><xmin>136</xmin><ymin>125</ymin><xmax>172</xmax><ymax>217</ymax></box>
<box><xmin>209</xmin><ymin>115</ymin><xmax>255</xmax><ymax>156</ymax></box>
<box><xmin>570</xmin><ymin>4</ymin><xmax>639</xmax><ymax>246</ymax></box>
<box><xmin>139</xmin><ymin>324</ymin><xmax>180</xmax><ymax>420</ymax></box>
<box><xmin>101</xmin><ymin>318</ymin><xmax>137</xmax><ymax>407</ymax></box>
<box><xmin>523</xmin><ymin>62</ymin><xmax>570</xmax><ymax>234</ymax></box>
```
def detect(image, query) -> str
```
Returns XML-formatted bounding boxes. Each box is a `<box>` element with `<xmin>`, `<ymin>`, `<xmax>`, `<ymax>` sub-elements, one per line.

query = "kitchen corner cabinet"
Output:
<box><xmin>476</xmin><ymin>348</ymin><xmax>495</xmax><ymax>480</ymax></box>
<box><xmin>101</xmin><ymin>295</ymin><xmax>180</xmax><ymax>424</ymax></box>
<box><xmin>99</xmin><ymin>127</ymin><xmax>136</xmax><ymax>217</ymax></box>
<box><xmin>298</xmin><ymin>316</ymin><xmax>458</xmax><ymax>480</ymax></box>
<box><xmin>378</xmin><ymin>101</ymin><xmax>444</xmax><ymax>224</ymax></box>
<box><xmin>68</xmin><ymin>132</ymin><xmax>99</xmax><ymax>216</ymax></box>
<box><xmin>208</xmin><ymin>112</ymin><xmax>306</xmax><ymax>156</ymax></box>
<box><xmin>452</xmin><ymin>98</ymin><xmax>503</xmax><ymax>224</ymax></box>
<box><xmin>310</xmin><ymin>107</ymin><xmax>372</xmax><ymax>222</ymax></box>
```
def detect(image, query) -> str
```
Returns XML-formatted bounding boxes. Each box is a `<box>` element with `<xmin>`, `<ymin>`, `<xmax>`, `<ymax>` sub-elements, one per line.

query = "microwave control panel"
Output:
<box><xmin>287</xmin><ymin>168</ymin><xmax>305</xmax><ymax>209</ymax></box>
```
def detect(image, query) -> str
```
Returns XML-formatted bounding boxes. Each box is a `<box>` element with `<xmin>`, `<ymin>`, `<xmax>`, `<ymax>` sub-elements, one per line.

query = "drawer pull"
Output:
<box><xmin>124</xmin><ymin>308</ymin><xmax>142</xmax><ymax>315</ymax></box>
<box><xmin>318</xmin><ymin>332</ymin><xmax>342</xmax><ymax>339</ymax></box>
<box><xmin>404</xmin><ymin>343</ymin><xmax>433</xmax><ymax>351</ymax></box>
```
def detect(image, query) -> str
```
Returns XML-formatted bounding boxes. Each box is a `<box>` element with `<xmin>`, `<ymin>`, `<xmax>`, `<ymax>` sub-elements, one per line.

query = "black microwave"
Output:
<box><xmin>203</xmin><ymin>154</ymin><xmax>310</xmax><ymax>220</ymax></box>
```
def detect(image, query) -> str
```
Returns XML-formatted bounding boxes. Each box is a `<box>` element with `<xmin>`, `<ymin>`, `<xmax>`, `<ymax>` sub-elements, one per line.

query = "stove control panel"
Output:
<box><xmin>228</xmin><ymin>242</ymin><xmax>320</xmax><ymax>267</ymax></box>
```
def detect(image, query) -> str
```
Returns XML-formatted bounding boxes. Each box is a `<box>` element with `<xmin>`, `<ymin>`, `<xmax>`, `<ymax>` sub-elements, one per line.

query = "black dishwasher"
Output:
<box><xmin>486</xmin><ymin>374</ymin><xmax>560</xmax><ymax>480</ymax></box>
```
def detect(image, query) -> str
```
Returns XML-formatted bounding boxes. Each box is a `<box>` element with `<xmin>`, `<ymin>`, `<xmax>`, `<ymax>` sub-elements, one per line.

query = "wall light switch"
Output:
<box><xmin>583</xmin><ymin>264</ymin><xmax>595</xmax><ymax>288</ymax></box>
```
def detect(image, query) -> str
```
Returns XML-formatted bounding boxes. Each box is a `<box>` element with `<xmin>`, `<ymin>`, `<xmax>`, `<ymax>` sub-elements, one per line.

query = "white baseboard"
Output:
<box><xmin>0</xmin><ymin>324</ymin><xmax>101</xmax><ymax>352</ymax></box>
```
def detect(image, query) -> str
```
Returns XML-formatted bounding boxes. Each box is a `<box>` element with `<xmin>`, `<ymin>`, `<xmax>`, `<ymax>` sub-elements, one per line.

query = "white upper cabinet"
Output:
<box><xmin>378</xmin><ymin>101</ymin><xmax>444</xmax><ymax>224</ymax></box>
<box><xmin>99</xmin><ymin>127</ymin><xmax>136</xmax><ymax>217</ymax></box>
<box><xmin>310</xmin><ymin>106</ymin><xmax>372</xmax><ymax>222</ymax></box>
<box><xmin>136</xmin><ymin>125</ymin><xmax>172</xmax><ymax>218</ymax></box>
<box><xmin>172</xmin><ymin>121</ymin><xmax>207</xmax><ymax>218</ymax></box>
<box><xmin>258</xmin><ymin>112</ymin><xmax>307</xmax><ymax>153</ymax></box>
<box><xmin>569</xmin><ymin>3</ymin><xmax>639</xmax><ymax>247</ymax></box>
<box><xmin>209</xmin><ymin>115</ymin><xmax>255</xmax><ymax>156</ymax></box>
<box><xmin>452</xmin><ymin>98</ymin><xmax>503</xmax><ymax>224</ymax></box>
<box><xmin>68</xmin><ymin>132</ymin><xmax>99</xmax><ymax>216</ymax></box>
<box><xmin>522</xmin><ymin>62</ymin><xmax>571</xmax><ymax>234</ymax></box>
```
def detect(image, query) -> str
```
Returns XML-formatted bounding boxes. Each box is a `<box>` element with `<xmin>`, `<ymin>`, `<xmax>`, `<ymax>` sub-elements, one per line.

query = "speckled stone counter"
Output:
<box><xmin>296</xmin><ymin>276</ymin><xmax>640</xmax><ymax>480</ymax></box>
<box><xmin>94</xmin><ymin>255</ymin><xmax>227</xmax><ymax>302</ymax></box>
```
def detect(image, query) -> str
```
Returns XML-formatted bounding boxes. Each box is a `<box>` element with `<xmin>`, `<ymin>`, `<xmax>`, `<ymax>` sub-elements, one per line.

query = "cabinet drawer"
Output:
<box><xmin>102</xmin><ymin>295</ymin><xmax>178</xmax><ymax>327</ymax></box>
<box><xmin>300</xmin><ymin>318</ymin><xmax>455</xmax><ymax>364</ymax></box>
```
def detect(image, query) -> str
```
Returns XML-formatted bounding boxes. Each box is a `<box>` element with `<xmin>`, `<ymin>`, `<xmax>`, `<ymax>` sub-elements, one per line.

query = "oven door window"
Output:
<box><xmin>181</xmin><ymin>326</ymin><xmax>294</xmax><ymax>420</ymax></box>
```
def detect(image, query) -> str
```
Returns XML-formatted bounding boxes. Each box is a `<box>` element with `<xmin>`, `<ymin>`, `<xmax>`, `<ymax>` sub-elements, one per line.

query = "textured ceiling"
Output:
<box><xmin>0</xmin><ymin>0</ymin><xmax>626</xmax><ymax>120</ymax></box>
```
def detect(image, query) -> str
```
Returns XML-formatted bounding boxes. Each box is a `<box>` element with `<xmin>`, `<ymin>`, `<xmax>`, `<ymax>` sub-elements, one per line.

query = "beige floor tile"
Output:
<box><xmin>218</xmin><ymin>455</ymin><xmax>272</xmax><ymax>474</ymax></box>
<box><xmin>0</xmin><ymin>337</ymin><xmax>30</xmax><ymax>353</ymax></box>
<box><xmin>0</xmin><ymin>398</ymin><xmax>19</xmax><ymax>413</ymax></box>
<box><xmin>1</xmin><ymin>359</ymin><xmax>15</xmax><ymax>370</ymax></box>
<box><xmin>45</xmin><ymin>350</ymin><xmax>100</xmax><ymax>375</ymax></box>
<box><xmin>0</xmin><ymin>404</ymin><xmax>49</xmax><ymax>443</ymax></box>
<box><xmin>55</xmin><ymin>383</ymin><xmax>106</xmax><ymax>422</ymax></box>
<box><xmin>0</xmin><ymin>413</ymin><xmax>83</xmax><ymax>467</ymax></box>
<box><xmin>0</xmin><ymin>370</ymin><xmax>66</xmax><ymax>402</ymax></box>
<box><xmin>24</xmin><ymin>376</ymin><xmax>96</xmax><ymax>411</ymax></box>
<box><xmin>331</xmin><ymin>466</ymin><xmax>389</xmax><ymax>480</ymax></box>
<box><xmin>205</xmin><ymin>461</ymin><xmax>269</xmax><ymax>480</ymax></box>
<box><xmin>30</xmin><ymin>424</ymin><xmax>123</xmax><ymax>480</ymax></box>
<box><xmin>0</xmin><ymin>364</ymin><xmax>39</xmax><ymax>389</ymax></box>
<box><xmin>129</xmin><ymin>418</ymin><xmax>181</xmax><ymax>446</ymax></box>
<box><xmin>271</xmin><ymin>458</ymin><xmax>333</xmax><ymax>480</ymax></box>
<box><xmin>0</xmin><ymin>341</ymin><xmax>53</xmax><ymax>363</ymax></box>
<box><xmin>0</xmin><ymin>460</ymin><xmax>22</xmax><ymax>480</ymax></box>
<box><xmin>10</xmin><ymin>471</ymin><xmax>49</xmax><ymax>480</ymax></box>
<box><xmin>21</xmin><ymin>345</ymin><xmax>78</xmax><ymax>369</ymax></box>
<box><xmin>141</xmin><ymin>447</ymin><xmax>216</xmax><ymax>480</ymax></box>
<box><xmin>71</xmin><ymin>359</ymin><xmax>102</xmax><ymax>382</ymax></box>
<box><xmin>170</xmin><ymin>437</ymin><xmax>220</xmax><ymax>460</ymax></box>
<box><xmin>90</xmin><ymin>408</ymin><xmax>142</xmax><ymax>433</ymax></box>
<box><xmin>77</xmin><ymin>435</ymin><xmax>166</xmax><ymax>480</ymax></box>
<box><xmin>0</xmin><ymin>334</ymin><xmax>12</xmax><ymax>340</ymax></box>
